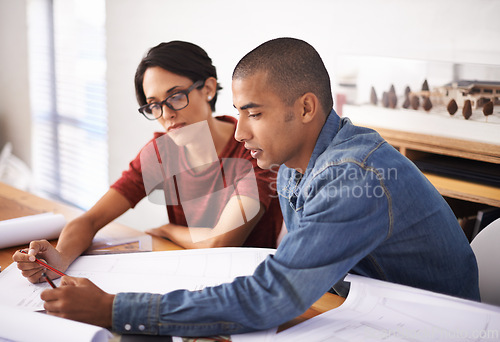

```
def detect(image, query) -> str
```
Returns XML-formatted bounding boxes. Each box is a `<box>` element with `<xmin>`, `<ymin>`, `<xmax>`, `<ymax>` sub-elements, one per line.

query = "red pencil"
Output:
<box><xmin>19</xmin><ymin>250</ymin><xmax>66</xmax><ymax>277</ymax></box>
<box><xmin>42</xmin><ymin>272</ymin><xmax>57</xmax><ymax>289</ymax></box>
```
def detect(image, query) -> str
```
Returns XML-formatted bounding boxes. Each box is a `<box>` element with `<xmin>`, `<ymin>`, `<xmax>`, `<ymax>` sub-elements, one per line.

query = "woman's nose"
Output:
<box><xmin>162</xmin><ymin>104</ymin><xmax>176</xmax><ymax>119</ymax></box>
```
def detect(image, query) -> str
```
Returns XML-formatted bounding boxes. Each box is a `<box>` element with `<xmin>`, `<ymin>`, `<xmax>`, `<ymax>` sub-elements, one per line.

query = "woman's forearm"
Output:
<box><xmin>147</xmin><ymin>197</ymin><xmax>265</xmax><ymax>249</ymax></box>
<box><xmin>56</xmin><ymin>188</ymin><xmax>131</xmax><ymax>267</ymax></box>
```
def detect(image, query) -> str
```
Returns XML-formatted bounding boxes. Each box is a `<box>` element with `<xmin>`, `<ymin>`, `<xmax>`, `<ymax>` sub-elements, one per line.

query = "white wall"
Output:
<box><xmin>106</xmin><ymin>0</ymin><xmax>500</xmax><ymax>181</ymax></box>
<box><xmin>0</xmin><ymin>0</ymin><xmax>31</xmax><ymax>166</ymax></box>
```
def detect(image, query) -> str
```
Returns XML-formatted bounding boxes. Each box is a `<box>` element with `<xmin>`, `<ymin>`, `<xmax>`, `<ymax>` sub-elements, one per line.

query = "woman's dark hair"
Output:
<box><xmin>135</xmin><ymin>41</ymin><xmax>222</xmax><ymax>111</ymax></box>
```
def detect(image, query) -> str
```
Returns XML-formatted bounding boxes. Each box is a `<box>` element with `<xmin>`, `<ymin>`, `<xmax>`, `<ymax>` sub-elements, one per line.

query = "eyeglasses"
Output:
<box><xmin>138</xmin><ymin>80</ymin><xmax>205</xmax><ymax>120</ymax></box>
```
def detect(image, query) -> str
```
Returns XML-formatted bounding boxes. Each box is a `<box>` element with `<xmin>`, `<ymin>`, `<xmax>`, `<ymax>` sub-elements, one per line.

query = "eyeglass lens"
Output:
<box><xmin>140</xmin><ymin>80</ymin><xmax>203</xmax><ymax>120</ymax></box>
<box><xmin>144</xmin><ymin>93</ymin><xmax>188</xmax><ymax>119</ymax></box>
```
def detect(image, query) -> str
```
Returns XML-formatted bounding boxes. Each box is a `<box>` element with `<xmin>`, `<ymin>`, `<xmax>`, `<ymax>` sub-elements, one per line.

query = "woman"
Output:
<box><xmin>14</xmin><ymin>41</ymin><xmax>283</xmax><ymax>283</ymax></box>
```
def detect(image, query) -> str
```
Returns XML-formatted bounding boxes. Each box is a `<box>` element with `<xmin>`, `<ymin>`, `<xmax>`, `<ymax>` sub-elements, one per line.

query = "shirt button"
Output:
<box><xmin>124</xmin><ymin>324</ymin><xmax>131</xmax><ymax>331</ymax></box>
<box><xmin>139</xmin><ymin>325</ymin><xmax>145</xmax><ymax>331</ymax></box>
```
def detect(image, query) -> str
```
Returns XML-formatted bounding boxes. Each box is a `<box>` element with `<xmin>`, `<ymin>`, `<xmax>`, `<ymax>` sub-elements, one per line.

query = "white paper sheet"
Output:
<box><xmin>231</xmin><ymin>327</ymin><xmax>278</xmax><ymax>342</ymax></box>
<box><xmin>0</xmin><ymin>247</ymin><xmax>275</xmax><ymax>311</ymax></box>
<box><xmin>274</xmin><ymin>274</ymin><xmax>500</xmax><ymax>342</ymax></box>
<box><xmin>0</xmin><ymin>213</ymin><xmax>66</xmax><ymax>249</ymax></box>
<box><xmin>0</xmin><ymin>304</ymin><xmax>112</xmax><ymax>342</ymax></box>
<box><xmin>0</xmin><ymin>248</ymin><xmax>274</xmax><ymax>341</ymax></box>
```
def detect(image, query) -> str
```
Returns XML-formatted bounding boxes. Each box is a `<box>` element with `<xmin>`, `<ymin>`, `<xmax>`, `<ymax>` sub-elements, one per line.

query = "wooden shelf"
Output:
<box><xmin>375</xmin><ymin>127</ymin><xmax>500</xmax><ymax>164</ymax></box>
<box><xmin>423</xmin><ymin>173</ymin><xmax>500</xmax><ymax>208</ymax></box>
<box><xmin>358</xmin><ymin>126</ymin><xmax>500</xmax><ymax>207</ymax></box>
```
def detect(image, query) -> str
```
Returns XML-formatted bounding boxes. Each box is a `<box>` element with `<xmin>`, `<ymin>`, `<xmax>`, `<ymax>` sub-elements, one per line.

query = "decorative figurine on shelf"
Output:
<box><xmin>462</xmin><ymin>99</ymin><xmax>473</xmax><ymax>120</ymax></box>
<box><xmin>423</xmin><ymin>96</ymin><xmax>433</xmax><ymax>111</ymax></box>
<box><xmin>410</xmin><ymin>94</ymin><xmax>420</xmax><ymax>110</ymax></box>
<box><xmin>483</xmin><ymin>100</ymin><xmax>494</xmax><ymax>120</ymax></box>
<box><xmin>381</xmin><ymin>85</ymin><xmax>397</xmax><ymax>109</ymax></box>
<box><xmin>447</xmin><ymin>99</ymin><xmax>458</xmax><ymax>115</ymax></box>
<box><xmin>370</xmin><ymin>79</ymin><xmax>499</xmax><ymax>120</ymax></box>
<box><xmin>438</xmin><ymin>80</ymin><xmax>499</xmax><ymax>117</ymax></box>
<box><xmin>420</xmin><ymin>80</ymin><xmax>433</xmax><ymax>112</ymax></box>
<box><xmin>370</xmin><ymin>86</ymin><xmax>378</xmax><ymax>105</ymax></box>
<box><xmin>402</xmin><ymin>86</ymin><xmax>411</xmax><ymax>109</ymax></box>
<box><xmin>388</xmin><ymin>84</ymin><xmax>397</xmax><ymax>108</ymax></box>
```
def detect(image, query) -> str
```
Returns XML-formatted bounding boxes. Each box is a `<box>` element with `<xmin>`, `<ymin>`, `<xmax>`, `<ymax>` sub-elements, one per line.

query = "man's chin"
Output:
<box><xmin>256</xmin><ymin>159</ymin><xmax>272</xmax><ymax>170</ymax></box>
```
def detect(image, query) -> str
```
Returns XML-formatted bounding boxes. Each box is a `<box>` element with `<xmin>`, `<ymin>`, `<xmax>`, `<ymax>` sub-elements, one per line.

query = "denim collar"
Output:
<box><xmin>280</xmin><ymin>109</ymin><xmax>341</xmax><ymax>202</ymax></box>
<box><xmin>304</xmin><ymin>109</ymin><xmax>341</xmax><ymax>178</ymax></box>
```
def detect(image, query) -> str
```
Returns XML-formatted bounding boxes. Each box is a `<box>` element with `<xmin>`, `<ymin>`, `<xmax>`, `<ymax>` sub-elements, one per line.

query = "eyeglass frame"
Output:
<box><xmin>138</xmin><ymin>80</ymin><xmax>205</xmax><ymax>120</ymax></box>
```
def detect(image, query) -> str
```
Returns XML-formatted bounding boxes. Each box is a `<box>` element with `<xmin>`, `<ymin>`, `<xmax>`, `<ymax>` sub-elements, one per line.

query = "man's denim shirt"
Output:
<box><xmin>113</xmin><ymin>109</ymin><xmax>479</xmax><ymax>337</ymax></box>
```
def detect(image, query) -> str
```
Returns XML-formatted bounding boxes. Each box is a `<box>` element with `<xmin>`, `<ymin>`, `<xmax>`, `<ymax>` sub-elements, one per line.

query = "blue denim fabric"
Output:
<box><xmin>277</xmin><ymin>110</ymin><xmax>479</xmax><ymax>300</ymax></box>
<box><xmin>112</xmin><ymin>110</ymin><xmax>479</xmax><ymax>336</ymax></box>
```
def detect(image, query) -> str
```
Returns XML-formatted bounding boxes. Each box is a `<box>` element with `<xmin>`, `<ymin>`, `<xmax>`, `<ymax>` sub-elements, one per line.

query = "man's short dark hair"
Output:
<box><xmin>232</xmin><ymin>38</ymin><xmax>333</xmax><ymax>114</ymax></box>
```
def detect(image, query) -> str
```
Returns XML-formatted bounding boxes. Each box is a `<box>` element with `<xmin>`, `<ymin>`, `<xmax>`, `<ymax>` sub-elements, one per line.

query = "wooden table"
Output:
<box><xmin>0</xmin><ymin>181</ymin><xmax>344</xmax><ymax>330</ymax></box>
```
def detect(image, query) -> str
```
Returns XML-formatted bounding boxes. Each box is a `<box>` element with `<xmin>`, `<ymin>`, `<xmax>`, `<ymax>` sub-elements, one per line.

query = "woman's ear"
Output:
<box><xmin>203</xmin><ymin>77</ymin><xmax>218</xmax><ymax>100</ymax></box>
<box><xmin>299</xmin><ymin>92</ymin><xmax>319</xmax><ymax>124</ymax></box>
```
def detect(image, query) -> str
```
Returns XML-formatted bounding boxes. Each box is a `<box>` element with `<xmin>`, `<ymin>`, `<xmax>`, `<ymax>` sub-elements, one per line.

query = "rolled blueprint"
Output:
<box><xmin>0</xmin><ymin>213</ymin><xmax>66</xmax><ymax>249</ymax></box>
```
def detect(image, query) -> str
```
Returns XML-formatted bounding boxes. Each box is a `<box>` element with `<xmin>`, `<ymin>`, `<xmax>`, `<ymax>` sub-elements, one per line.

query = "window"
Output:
<box><xmin>28</xmin><ymin>0</ymin><xmax>108</xmax><ymax>209</ymax></box>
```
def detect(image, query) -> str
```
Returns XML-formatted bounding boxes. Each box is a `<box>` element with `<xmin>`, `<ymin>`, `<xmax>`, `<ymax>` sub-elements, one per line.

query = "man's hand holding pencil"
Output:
<box><xmin>40</xmin><ymin>275</ymin><xmax>115</xmax><ymax>328</ymax></box>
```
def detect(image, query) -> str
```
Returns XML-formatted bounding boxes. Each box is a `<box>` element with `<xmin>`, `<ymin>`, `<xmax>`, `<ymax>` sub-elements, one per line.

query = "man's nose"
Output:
<box><xmin>234</xmin><ymin>118</ymin><xmax>250</xmax><ymax>142</ymax></box>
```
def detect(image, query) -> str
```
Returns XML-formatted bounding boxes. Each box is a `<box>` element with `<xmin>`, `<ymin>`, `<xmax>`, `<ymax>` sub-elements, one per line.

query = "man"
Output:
<box><xmin>35</xmin><ymin>38</ymin><xmax>479</xmax><ymax>336</ymax></box>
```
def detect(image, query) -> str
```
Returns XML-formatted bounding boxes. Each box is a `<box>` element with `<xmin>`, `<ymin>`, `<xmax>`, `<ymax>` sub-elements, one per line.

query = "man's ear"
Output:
<box><xmin>203</xmin><ymin>77</ymin><xmax>218</xmax><ymax>100</ymax></box>
<box><xmin>299</xmin><ymin>92</ymin><xmax>319</xmax><ymax>124</ymax></box>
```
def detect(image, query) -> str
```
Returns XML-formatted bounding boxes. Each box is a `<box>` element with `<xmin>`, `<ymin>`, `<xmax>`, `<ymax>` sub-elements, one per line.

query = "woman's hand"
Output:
<box><xmin>145</xmin><ymin>197</ymin><xmax>264</xmax><ymax>249</ymax></box>
<box><xmin>145</xmin><ymin>225</ymin><xmax>171</xmax><ymax>239</ymax></box>
<box><xmin>12</xmin><ymin>240</ymin><xmax>69</xmax><ymax>283</ymax></box>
